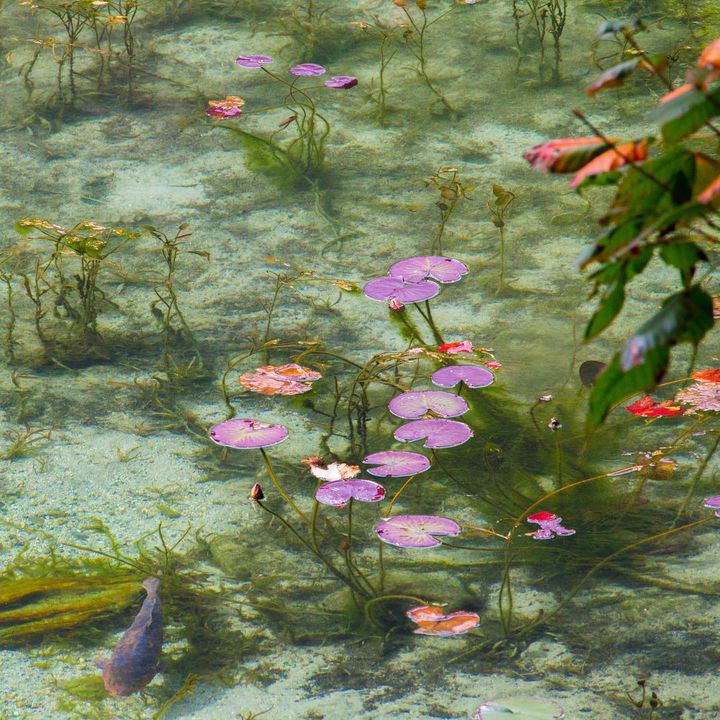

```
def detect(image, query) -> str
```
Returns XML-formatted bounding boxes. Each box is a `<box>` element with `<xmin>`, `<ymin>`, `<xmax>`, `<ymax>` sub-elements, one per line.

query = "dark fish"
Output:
<box><xmin>579</xmin><ymin>360</ymin><xmax>607</xmax><ymax>388</ymax></box>
<box><xmin>99</xmin><ymin>577</ymin><xmax>163</xmax><ymax>696</ymax></box>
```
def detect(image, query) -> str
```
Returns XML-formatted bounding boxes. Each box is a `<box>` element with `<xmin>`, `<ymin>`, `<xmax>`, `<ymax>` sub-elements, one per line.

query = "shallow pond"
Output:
<box><xmin>1</xmin><ymin>0</ymin><xmax>720</xmax><ymax>718</ymax></box>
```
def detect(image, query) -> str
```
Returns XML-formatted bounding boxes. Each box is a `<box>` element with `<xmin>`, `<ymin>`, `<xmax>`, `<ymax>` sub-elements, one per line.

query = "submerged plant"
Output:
<box><xmin>14</xmin><ymin>218</ymin><xmax>138</xmax><ymax>363</ymax></box>
<box><xmin>510</xmin><ymin>0</ymin><xmax>568</xmax><ymax>82</ymax></box>
<box><xmin>425</xmin><ymin>167</ymin><xmax>475</xmax><ymax>254</ymax></box>
<box><xmin>210</xmin><ymin>54</ymin><xmax>357</xmax><ymax>185</ymax></box>
<box><xmin>486</xmin><ymin>183</ymin><xmax>517</xmax><ymax>292</ymax></box>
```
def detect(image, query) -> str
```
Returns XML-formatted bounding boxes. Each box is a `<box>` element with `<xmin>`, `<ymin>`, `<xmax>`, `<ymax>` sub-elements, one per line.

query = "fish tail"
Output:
<box><xmin>142</xmin><ymin>577</ymin><xmax>160</xmax><ymax>594</ymax></box>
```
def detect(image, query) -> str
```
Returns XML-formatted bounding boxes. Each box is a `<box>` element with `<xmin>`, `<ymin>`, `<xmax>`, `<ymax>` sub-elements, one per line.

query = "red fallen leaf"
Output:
<box><xmin>527</xmin><ymin>511</ymin><xmax>557</xmax><ymax>523</ymax></box>
<box><xmin>406</xmin><ymin>605</ymin><xmax>480</xmax><ymax>636</ymax></box>
<box><xmin>522</xmin><ymin>137</ymin><xmax>615</xmax><ymax>174</ymax></box>
<box><xmin>692</xmin><ymin>368</ymin><xmax>720</xmax><ymax>383</ymax></box>
<box><xmin>698</xmin><ymin>37</ymin><xmax>720</xmax><ymax>70</ymax></box>
<box><xmin>569</xmin><ymin>140</ymin><xmax>648</xmax><ymax>189</ymax></box>
<box><xmin>626</xmin><ymin>396</ymin><xmax>684</xmax><ymax>417</ymax></box>
<box><xmin>698</xmin><ymin>175</ymin><xmax>720</xmax><ymax>204</ymax></box>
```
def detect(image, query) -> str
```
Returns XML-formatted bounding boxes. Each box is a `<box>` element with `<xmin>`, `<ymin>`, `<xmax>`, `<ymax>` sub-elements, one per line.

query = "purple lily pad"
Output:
<box><xmin>363</xmin><ymin>451</ymin><xmax>431</xmax><ymax>477</ymax></box>
<box><xmin>209</xmin><ymin>418</ymin><xmax>288</xmax><ymax>449</ymax></box>
<box><xmin>389</xmin><ymin>256</ymin><xmax>468</xmax><ymax>284</ymax></box>
<box><xmin>704</xmin><ymin>496</ymin><xmax>720</xmax><ymax>517</ymax></box>
<box><xmin>432</xmin><ymin>365</ymin><xmax>495</xmax><ymax>389</ymax></box>
<box><xmin>393</xmin><ymin>418</ymin><xmax>473</xmax><ymax>449</ymax></box>
<box><xmin>388</xmin><ymin>390</ymin><xmax>468</xmax><ymax>419</ymax></box>
<box><xmin>325</xmin><ymin>75</ymin><xmax>358</xmax><ymax>88</ymax></box>
<box><xmin>316</xmin><ymin>479</ymin><xmax>386</xmax><ymax>507</ymax></box>
<box><xmin>236</xmin><ymin>54</ymin><xmax>273</xmax><ymax>68</ymax></box>
<box><xmin>363</xmin><ymin>276</ymin><xmax>439</xmax><ymax>305</ymax></box>
<box><xmin>289</xmin><ymin>63</ymin><xmax>326</xmax><ymax>76</ymax></box>
<box><xmin>375</xmin><ymin>514</ymin><xmax>461</xmax><ymax>548</ymax></box>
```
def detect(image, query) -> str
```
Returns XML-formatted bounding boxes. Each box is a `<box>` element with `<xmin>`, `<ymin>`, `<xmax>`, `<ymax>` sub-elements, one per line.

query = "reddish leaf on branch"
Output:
<box><xmin>698</xmin><ymin>175</ymin><xmax>720</xmax><ymax>204</ymax></box>
<box><xmin>523</xmin><ymin>137</ymin><xmax>615</xmax><ymax>174</ymax></box>
<box><xmin>569</xmin><ymin>140</ymin><xmax>648</xmax><ymax>189</ymax></box>
<box><xmin>698</xmin><ymin>37</ymin><xmax>720</xmax><ymax>71</ymax></box>
<box><xmin>586</xmin><ymin>56</ymin><xmax>666</xmax><ymax>97</ymax></box>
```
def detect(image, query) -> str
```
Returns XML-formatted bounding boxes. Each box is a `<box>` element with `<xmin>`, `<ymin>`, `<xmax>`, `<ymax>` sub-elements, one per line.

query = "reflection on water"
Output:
<box><xmin>1</xmin><ymin>0</ymin><xmax>720</xmax><ymax>717</ymax></box>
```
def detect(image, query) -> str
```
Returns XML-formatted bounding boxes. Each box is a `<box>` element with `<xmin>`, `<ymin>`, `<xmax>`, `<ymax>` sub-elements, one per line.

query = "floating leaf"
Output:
<box><xmin>579</xmin><ymin>360</ymin><xmax>607</xmax><ymax>387</ymax></box>
<box><xmin>406</xmin><ymin>605</ymin><xmax>480</xmax><ymax>636</ymax></box>
<box><xmin>362</xmin><ymin>451</ymin><xmax>431</xmax><ymax>477</ymax></box>
<box><xmin>374</xmin><ymin>514</ymin><xmax>460</xmax><ymax>548</ymax></box>
<box><xmin>363</xmin><ymin>276</ymin><xmax>440</xmax><ymax>304</ymax></box>
<box><xmin>315</xmin><ymin>479</ymin><xmax>386</xmax><ymax>507</ymax></box>
<box><xmin>389</xmin><ymin>256</ymin><xmax>468</xmax><ymax>284</ymax></box>
<box><xmin>393</xmin><ymin>418</ymin><xmax>473</xmax><ymax>449</ymax></box>
<box><xmin>431</xmin><ymin>365</ymin><xmax>494</xmax><ymax>389</ymax></box>
<box><xmin>388</xmin><ymin>390</ymin><xmax>468</xmax><ymax>419</ymax></box>
<box><xmin>209</xmin><ymin>419</ymin><xmax>289</xmax><ymax>449</ymax></box>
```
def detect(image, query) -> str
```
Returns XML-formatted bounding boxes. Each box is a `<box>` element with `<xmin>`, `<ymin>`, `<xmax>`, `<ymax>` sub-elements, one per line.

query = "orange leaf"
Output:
<box><xmin>698</xmin><ymin>37</ymin><xmax>720</xmax><ymax>70</ymax></box>
<box><xmin>569</xmin><ymin>140</ymin><xmax>648</xmax><ymax>189</ymax></box>
<box><xmin>691</xmin><ymin>368</ymin><xmax>720</xmax><ymax>383</ymax></box>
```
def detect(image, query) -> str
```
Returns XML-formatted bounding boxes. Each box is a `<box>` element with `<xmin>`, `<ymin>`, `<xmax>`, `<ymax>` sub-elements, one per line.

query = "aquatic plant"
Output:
<box><xmin>486</xmin><ymin>183</ymin><xmax>517</xmax><ymax>292</ymax></box>
<box><xmin>510</xmin><ymin>0</ymin><xmax>568</xmax><ymax>82</ymax></box>
<box><xmin>523</xmin><ymin>29</ymin><xmax>720</xmax><ymax>429</ymax></box>
<box><xmin>13</xmin><ymin>218</ymin><xmax>138</xmax><ymax>363</ymax></box>
<box><xmin>145</xmin><ymin>223</ymin><xmax>206</xmax><ymax>387</ymax></box>
<box><xmin>424</xmin><ymin>167</ymin><xmax>475</xmax><ymax>254</ymax></box>
<box><xmin>375</xmin><ymin>514</ymin><xmax>460</xmax><ymax>548</ymax></box>
<box><xmin>17</xmin><ymin>0</ymin><xmax>140</xmax><ymax>111</ymax></box>
<box><xmin>211</xmin><ymin>54</ymin><xmax>356</xmax><ymax>186</ymax></box>
<box><xmin>392</xmin><ymin>0</ymin><xmax>457</xmax><ymax>115</ymax></box>
<box><xmin>351</xmin><ymin>16</ymin><xmax>400</xmax><ymax>124</ymax></box>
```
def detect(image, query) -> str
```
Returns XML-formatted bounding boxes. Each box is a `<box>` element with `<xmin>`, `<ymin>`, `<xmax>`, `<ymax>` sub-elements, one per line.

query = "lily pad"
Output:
<box><xmin>393</xmin><ymin>418</ymin><xmax>473</xmax><ymax>449</ymax></box>
<box><xmin>363</xmin><ymin>451</ymin><xmax>431</xmax><ymax>477</ymax></box>
<box><xmin>388</xmin><ymin>390</ymin><xmax>468</xmax><ymax>419</ymax></box>
<box><xmin>431</xmin><ymin>365</ymin><xmax>495</xmax><ymax>389</ymax></box>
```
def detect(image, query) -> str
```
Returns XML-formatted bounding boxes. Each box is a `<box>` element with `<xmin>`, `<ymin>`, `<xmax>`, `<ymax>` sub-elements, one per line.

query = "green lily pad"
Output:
<box><xmin>473</xmin><ymin>696</ymin><xmax>564</xmax><ymax>719</ymax></box>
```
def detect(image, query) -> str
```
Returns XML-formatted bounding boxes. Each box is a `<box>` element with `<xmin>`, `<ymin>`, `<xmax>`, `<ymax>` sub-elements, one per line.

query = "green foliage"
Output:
<box><xmin>526</xmin><ymin>27</ymin><xmax>720</xmax><ymax>429</ymax></box>
<box><xmin>588</xmin><ymin>286</ymin><xmax>714</xmax><ymax>427</ymax></box>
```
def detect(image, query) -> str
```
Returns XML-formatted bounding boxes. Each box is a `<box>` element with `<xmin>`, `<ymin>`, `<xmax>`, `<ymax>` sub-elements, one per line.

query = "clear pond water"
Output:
<box><xmin>1</xmin><ymin>1</ymin><xmax>720</xmax><ymax>718</ymax></box>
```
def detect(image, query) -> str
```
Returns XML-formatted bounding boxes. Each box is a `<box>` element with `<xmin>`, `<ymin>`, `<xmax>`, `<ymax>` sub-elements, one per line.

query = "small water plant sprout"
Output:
<box><xmin>208</xmin><ymin>54</ymin><xmax>358</xmax><ymax>186</ymax></box>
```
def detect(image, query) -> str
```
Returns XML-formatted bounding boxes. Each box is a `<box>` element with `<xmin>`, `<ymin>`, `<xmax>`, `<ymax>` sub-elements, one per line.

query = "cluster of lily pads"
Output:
<box><xmin>206</xmin><ymin>255</ymin><xmax>588</xmax><ymax>640</ymax></box>
<box><xmin>206</xmin><ymin>55</ymin><xmax>357</xmax><ymax>120</ymax></box>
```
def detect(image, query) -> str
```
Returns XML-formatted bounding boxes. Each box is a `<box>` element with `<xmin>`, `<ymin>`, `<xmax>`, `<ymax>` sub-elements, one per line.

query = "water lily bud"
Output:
<box><xmin>547</xmin><ymin>417</ymin><xmax>562</xmax><ymax>431</ymax></box>
<box><xmin>249</xmin><ymin>483</ymin><xmax>264</xmax><ymax>501</ymax></box>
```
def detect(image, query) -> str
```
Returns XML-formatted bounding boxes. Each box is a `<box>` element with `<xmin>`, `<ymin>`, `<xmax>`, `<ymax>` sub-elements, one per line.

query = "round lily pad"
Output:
<box><xmin>388</xmin><ymin>390</ymin><xmax>468</xmax><ymax>419</ymax></box>
<box><xmin>363</xmin><ymin>451</ymin><xmax>431</xmax><ymax>477</ymax></box>
<box><xmin>431</xmin><ymin>365</ymin><xmax>495</xmax><ymax>389</ymax></box>
<box><xmin>209</xmin><ymin>418</ymin><xmax>289</xmax><ymax>449</ymax></box>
